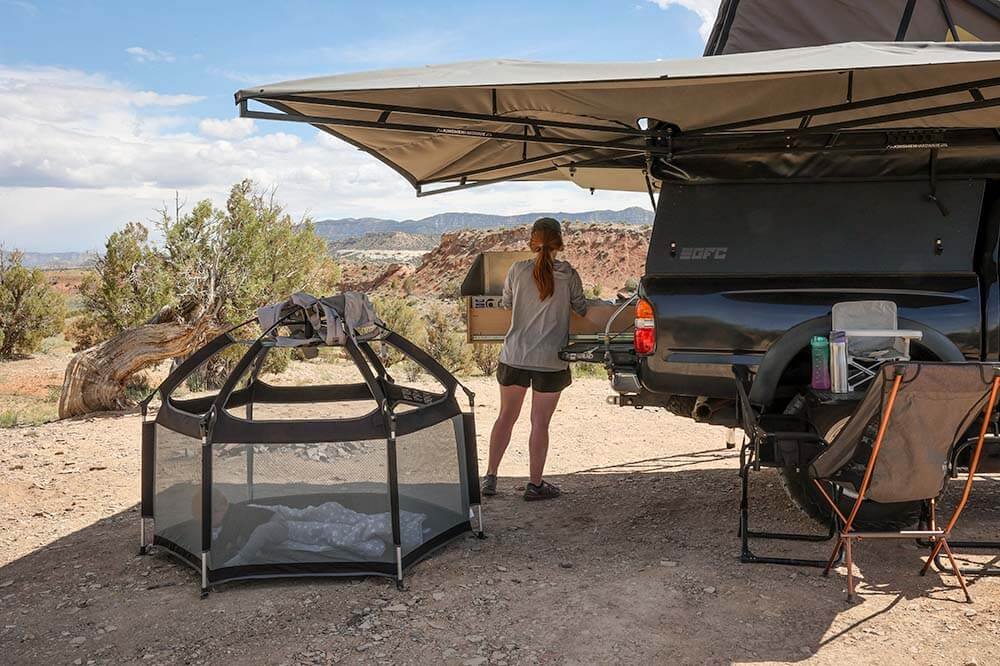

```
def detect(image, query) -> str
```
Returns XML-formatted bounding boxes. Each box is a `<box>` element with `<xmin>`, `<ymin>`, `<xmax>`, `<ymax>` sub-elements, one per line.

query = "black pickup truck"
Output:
<box><xmin>589</xmin><ymin>177</ymin><xmax>1000</xmax><ymax>527</ymax></box>
<box><xmin>615</xmin><ymin>178</ymin><xmax>994</xmax><ymax>417</ymax></box>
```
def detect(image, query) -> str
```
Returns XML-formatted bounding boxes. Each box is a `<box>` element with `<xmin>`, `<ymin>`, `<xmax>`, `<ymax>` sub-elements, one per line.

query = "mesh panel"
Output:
<box><xmin>247</xmin><ymin>401</ymin><xmax>378</xmax><ymax>421</ymax></box>
<box><xmin>208</xmin><ymin>438</ymin><xmax>393</xmax><ymax>567</ymax></box>
<box><xmin>153</xmin><ymin>425</ymin><xmax>202</xmax><ymax>556</ymax></box>
<box><xmin>395</xmin><ymin>415</ymin><xmax>470</xmax><ymax>556</ymax></box>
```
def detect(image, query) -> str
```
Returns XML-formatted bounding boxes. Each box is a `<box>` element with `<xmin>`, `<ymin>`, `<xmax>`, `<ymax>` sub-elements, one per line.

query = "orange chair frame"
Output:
<box><xmin>811</xmin><ymin>373</ymin><xmax>1000</xmax><ymax>602</ymax></box>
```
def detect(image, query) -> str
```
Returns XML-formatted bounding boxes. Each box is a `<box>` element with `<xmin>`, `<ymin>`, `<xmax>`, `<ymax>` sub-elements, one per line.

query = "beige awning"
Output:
<box><xmin>236</xmin><ymin>42</ymin><xmax>1000</xmax><ymax>194</ymax></box>
<box><xmin>705</xmin><ymin>0</ymin><xmax>1000</xmax><ymax>56</ymax></box>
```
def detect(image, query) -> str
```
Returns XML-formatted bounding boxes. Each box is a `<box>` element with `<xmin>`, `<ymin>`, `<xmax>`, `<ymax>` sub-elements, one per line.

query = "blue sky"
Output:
<box><xmin>0</xmin><ymin>0</ymin><xmax>716</xmax><ymax>251</ymax></box>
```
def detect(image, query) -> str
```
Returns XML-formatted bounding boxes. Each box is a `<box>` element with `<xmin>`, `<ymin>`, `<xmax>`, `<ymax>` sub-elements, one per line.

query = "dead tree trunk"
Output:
<box><xmin>58</xmin><ymin>318</ymin><xmax>217</xmax><ymax>419</ymax></box>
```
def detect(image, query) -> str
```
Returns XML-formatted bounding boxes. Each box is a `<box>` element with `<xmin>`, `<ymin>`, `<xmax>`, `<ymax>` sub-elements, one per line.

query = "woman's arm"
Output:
<box><xmin>570</xmin><ymin>269</ymin><xmax>587</xmax><ymax>316</ymax></box>
<box><xmin>501</xmin><ymin>265</ymin><xmax>514</xmax><ymax>309</ymax></box>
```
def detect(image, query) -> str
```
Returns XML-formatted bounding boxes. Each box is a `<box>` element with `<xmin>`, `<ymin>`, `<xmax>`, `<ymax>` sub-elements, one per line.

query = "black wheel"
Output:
<box><xmin>778</xmin><ymin>400</ymin><xmax>923</xmax><ymax>531</ymax></box>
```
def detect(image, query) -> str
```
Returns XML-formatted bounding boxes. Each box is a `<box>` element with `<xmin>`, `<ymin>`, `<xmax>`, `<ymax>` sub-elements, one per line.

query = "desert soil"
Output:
<box><xmin>3</xmin><ymin>364</ymin><xmax>1000</xmax><ymax>665</ymax></box>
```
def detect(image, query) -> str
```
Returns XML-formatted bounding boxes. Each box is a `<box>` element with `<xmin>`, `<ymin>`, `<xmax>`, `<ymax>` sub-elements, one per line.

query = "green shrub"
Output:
<box><xmin>76</xmin><ymin>182</ymin><xmax>339</xmax><ymax>347</ymax></box>
<box><xmin>70</xmin><ymin>180</ymin><xmax>340</xmax><ymax>388</ymax></box>
<box><xmin>0</xmin><ymin>410</ymin><xmax>17</xmax><ymax>428</ymax></box>
<box><xmin>75</xmin><ymin>222</ymin><xmax>172</xmax><ymax>344</ymax></box>
<box><xmin>572</xmin><ymin>362</ymin><xmax>609</xmax><ymax>379</ymax></box>
<box><xmin>470</xmin><ymin>343</ymin><xmax>501</xmax><ymax>376</ymax></box>
<box><xmin>64</xmin><ymin>313</ymin><xmax>107</xmax><ymax>352</ymax></box>
<box><xmin>400</xmin><ymin>360</ymin><xmax>423</xmax><ymax>382</ymax></box>
<box><xmin>372</xmin><ymin>295</ymin><xmax>427</xmax><ymax>367</ymax></box>
<box><xmin>423</xmin><ymin>302</ymin><xmax>471</xmax><ymax>375</ymax></box>
<box><xmin>0</xmin><ymin>250</ymin><xmax>66</xmax><ymax>359</ymax></box>
<box><xmin>439</xmin><ymin>279</ymin><xmax>463</xmax><ymax>301</ymax></box>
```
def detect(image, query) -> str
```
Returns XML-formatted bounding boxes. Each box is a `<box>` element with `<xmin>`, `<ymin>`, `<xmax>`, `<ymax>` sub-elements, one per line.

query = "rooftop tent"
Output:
<box><xmin>236</xmin><ymin>42</ymin><xmax>1000</xmax><ymax>192</ymax></box>
<box><xmin>705</xmin><ymin>0</ymin><xmax>1000</xmax><ymax>56</ymax></box>
<box><xmin>138</xmin><ymin>292</ymin><xmax>482</xmax><ymax>594</ymax></box>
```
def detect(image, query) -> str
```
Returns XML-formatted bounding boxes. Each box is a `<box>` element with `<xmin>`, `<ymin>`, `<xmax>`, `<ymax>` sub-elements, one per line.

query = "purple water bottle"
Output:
<box><xmin>810</xmin><ymin>335</ymin><xmax>831</xmax><ymax>390</ymax></box>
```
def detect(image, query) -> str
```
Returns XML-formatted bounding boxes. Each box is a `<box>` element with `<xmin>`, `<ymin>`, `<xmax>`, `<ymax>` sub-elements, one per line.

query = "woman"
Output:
<box><xmin>482</xmin><ymin>217</ymin><xmax>587</xmax><ymax>501</ymax></box>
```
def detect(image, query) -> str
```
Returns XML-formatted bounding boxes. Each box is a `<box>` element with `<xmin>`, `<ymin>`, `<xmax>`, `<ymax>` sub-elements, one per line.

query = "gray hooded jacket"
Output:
<box><xmin>499</xmin><ymin>259</ymin><xmax>587</xmax><ymax>372</ymax></box>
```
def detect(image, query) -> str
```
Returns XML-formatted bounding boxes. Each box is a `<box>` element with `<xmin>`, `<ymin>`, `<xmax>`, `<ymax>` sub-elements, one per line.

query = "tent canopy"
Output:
<box><xmin>706</xmin><ymin>0</ymin><xmax>1000</xmax><ymax>56</ymax></box>
<box><xmin>236</xmin><ymin>42</ymin><xmax>1000</xmax><ymax>193</ymax></box>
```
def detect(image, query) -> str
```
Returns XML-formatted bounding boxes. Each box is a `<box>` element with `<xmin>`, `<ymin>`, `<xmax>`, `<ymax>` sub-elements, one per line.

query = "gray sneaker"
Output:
<box><xmin>523</xmin><ymin>480</ymin><xmax>560</xmax><ymax>501</ymax></box>
<box><xmin>482</xmin><ymin>474</ymin><xmax>497</xmax><ymax>496</ymax></box>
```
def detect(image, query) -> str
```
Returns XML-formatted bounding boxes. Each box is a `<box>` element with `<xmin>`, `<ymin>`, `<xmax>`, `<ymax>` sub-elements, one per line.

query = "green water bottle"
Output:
<box><xmin>810</xmin><ymin>335</ymin><xmax>831</xmax><ymax>390</ymax></box>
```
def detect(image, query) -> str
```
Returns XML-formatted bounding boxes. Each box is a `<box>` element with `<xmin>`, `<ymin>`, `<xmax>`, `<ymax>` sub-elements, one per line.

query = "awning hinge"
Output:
<box><xmin>643</xmin><ymin>152</ymin><xmax>658</xmax><ymax>213</ymax></box>
<box><xmin>926</xmin><ymin>148</ymin><xmax>949</xmax><ymax>217</ymax></box>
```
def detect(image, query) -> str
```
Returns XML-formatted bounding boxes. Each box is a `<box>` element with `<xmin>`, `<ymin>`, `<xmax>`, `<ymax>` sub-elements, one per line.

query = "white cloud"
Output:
<box><xmin>198</xmin><ymin>117</ymin><xmax>256</xmax><ymax>139</ymax></box>
<box><xmin>648</xmin><ymin>0</ymin><xmax>721</xmax><ymax>41</ymax></box>
<box><xmin>126</xmin><ymin>46</ymin><xmax>176</xmax><ymax>64</ymax></box>
<box><xmin>2</xmin><ymin>1</ymin><xmax>37</xmax><ymax>14</ymax></box>
<box><xmin>0</xmin><ymin>65</ymin><xmax>647</xmax><ymax>252</ymax></box>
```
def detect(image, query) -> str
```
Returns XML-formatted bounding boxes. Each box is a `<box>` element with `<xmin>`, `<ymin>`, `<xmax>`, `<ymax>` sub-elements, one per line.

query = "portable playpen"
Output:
<box><xmin>138</xmin><ymin>293</ymin><xmax>482</xmax><ymax>594</ymax></box>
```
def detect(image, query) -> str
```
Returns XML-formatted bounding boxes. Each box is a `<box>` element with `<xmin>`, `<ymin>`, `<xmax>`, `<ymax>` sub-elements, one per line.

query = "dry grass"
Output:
<box><xmin>0</xmin><ymin>333</ymin><xmax>73</xmax><ymax>428</ymax></box>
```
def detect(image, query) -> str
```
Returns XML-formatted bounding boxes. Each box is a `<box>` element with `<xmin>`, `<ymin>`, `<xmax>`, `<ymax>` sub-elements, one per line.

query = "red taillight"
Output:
<box><xmin>634</xmin><ymin>298</ymin><xmax>656</xmax><ymax>355</ymax></box>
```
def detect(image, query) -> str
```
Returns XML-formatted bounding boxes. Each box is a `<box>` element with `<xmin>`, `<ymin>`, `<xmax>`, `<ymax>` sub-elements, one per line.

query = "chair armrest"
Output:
<box><xmin>841</xmin><ymin>329</ymin><xmax>923</xmax><ymax>340</ymax></box>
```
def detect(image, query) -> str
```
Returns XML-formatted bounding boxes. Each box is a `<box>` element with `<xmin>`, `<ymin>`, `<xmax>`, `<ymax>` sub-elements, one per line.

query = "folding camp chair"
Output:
<box><xmin>809</xmin><ymin>362</ymin><xmax>1000</xmax><ymax>602</ymax></box>
<box><xmin>830</xmin><ymin>301</ymin><xmax>922</xmax><ymax>392</ymax></box>
<box><xmin>734</xmin><ymin>366</ymin><xmax>841</xmax><ymax>568</ymax></box>
<box><xmin>916</xmin><ymin>417</ymin><xmax>1000</xmax><ymax>577</ymax></box>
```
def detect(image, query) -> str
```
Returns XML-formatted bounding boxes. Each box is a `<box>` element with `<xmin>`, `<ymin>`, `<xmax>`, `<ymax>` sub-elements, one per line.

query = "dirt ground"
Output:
<box><xmin>4</xmin><ymin>366</ymin><xmax>1000</xmax><ymax>665</ymax></box>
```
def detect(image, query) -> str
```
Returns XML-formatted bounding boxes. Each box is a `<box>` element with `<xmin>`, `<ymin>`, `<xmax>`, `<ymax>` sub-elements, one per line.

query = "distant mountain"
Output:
<box><xmin>312</xmin><ymin>207</ymin><xmax>653</xmax><ymax>241</ymax></box>
<box><xmin>328</xmin><ymin>231</ymin><xmax>439</xmax><ymax>252</ymax></box>
<box><xmin>6</xmin><ymin>251</ymin><xmax>96</xmax><ymax>269</ymax></box>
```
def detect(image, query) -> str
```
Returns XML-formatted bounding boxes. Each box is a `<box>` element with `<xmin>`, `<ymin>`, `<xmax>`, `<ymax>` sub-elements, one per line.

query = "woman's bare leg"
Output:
<box><xmin>487</xmin><ymin>384</ymin><xmax>528</xmax><ymax>476</ymax></box>
<box><xmin>528</xmin><ymin>390</ymin><xmax>562</xmax><ymax>486</ymax></box>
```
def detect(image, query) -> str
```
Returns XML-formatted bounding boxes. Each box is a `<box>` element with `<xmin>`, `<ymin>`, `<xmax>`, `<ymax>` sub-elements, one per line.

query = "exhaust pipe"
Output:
<box><xmin>692</xmin><ymin>396</ymin><xmax>736</xmax><ymax>426</ymax></box>
<box><xmin>692</xmin><ymin>396</ymin><xmax>715</xmax><ymax>421</ymax></box>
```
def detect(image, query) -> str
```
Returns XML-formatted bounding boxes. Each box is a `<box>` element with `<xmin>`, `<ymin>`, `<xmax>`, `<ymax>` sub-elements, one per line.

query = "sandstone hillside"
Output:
<box><xmin>341</xmin><ymin>223</ymin><xmax>650</xmax><ymax>297</ymax></box>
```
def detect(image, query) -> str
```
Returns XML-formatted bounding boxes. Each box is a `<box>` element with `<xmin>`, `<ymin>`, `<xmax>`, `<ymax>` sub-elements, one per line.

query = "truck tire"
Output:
<box><xmin>778</xmin><ymin>400</ymin><xmax>923</xmax><ymax>531</ymax></box>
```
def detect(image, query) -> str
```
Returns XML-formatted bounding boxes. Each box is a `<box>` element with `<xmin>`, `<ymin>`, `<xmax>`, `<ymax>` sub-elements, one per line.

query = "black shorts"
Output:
<box><xmin>496</xmin><ymin>362</ymin><xmax>572</xmax><ymax>393</ymax></box>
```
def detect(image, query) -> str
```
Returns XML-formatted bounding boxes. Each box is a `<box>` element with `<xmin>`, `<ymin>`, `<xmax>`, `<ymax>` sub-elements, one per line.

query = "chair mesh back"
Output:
<box><xmin>810</xmin><ymin>376</ymin><xmax>884</xmax><ymax>480</ymax></box>
<box><xmin>831</xmin><ymin>300</ymin><xmax>900</xmax><ymax>356</ymax></box>
<box><xmin>866</xmin><ymin>364</ymin><xmax>996</xmax><ymax>502</ymax></box>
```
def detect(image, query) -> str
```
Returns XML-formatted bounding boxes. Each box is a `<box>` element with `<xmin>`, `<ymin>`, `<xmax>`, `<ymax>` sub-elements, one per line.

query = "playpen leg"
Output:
<box><xmin>200</xmin><ymin>552</ymin><xmax>210</xmax><ymax>599</ymax></box>
<box><xmin>473</xmin><ymin>504</ymin><xmax>486</xmax><ymax>539</ymax></box>
<box><xmin>139</xmin><ymin>517</ymin><xmax>148</xmax><ymax>555</ymax></box>
<box><xmin>395</xmin><ymin>546</ymin><xmax>405</xmax><ymax>591</ymax></box>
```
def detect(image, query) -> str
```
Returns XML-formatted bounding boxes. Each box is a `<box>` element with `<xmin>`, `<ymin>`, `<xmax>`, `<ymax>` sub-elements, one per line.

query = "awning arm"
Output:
<box><xmin>421</xmin><ymin>138</ymin><xmax>650</xmax><ymax>185</ymax></box>
<box><xmin>239</xmin><ymin>100</ymin><xmax>663</xmax><ymax>155</ymax></box>
<box><xmin>240</xmin><ymin>93</ymin><xmax>659</xmax><ymax>139</ymax></box>
<box><xmin>675</xmin><ymin>96</ymin><xmax>1000</xmax><ymax>153</ymax></box>
<box><xmin>688</xmin><ymin>75</ymin><xmax>1000</xmax><ymax>135</ymax></box>
<box><xmin>669</xmin><ymin>127</ymin><xmax>999</xmax><ymax>158</ymax></box>
<box><xmin>784</xmin><ymin>95</ymin><xmax>1000</xmax><ymax>134</ymax></box>
<box><xmin>415</xmin><ymin>149</ymin><xmax>647</xmax><ymax>197</ymax></box>
<box><xmin>420</xmin><ymin>146</ymin><xmax>592</xmax><ymax>185</ymax></box>
<box><xmin>417</xmin><ymin>165</ymin><xmax>561</xmax><ymax>197</ymax></box>
<box><xmin>939</xmin><ymin>0</ymin><xmax>962</xmax><ymax>41</ymax></box>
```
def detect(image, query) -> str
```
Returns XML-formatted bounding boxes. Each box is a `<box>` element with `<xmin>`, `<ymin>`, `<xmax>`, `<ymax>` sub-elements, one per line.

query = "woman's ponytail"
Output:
<box><xmin>530</xmin><ymin>218</ymin><xmax>563</xmax><ymax>300</ymax></box>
